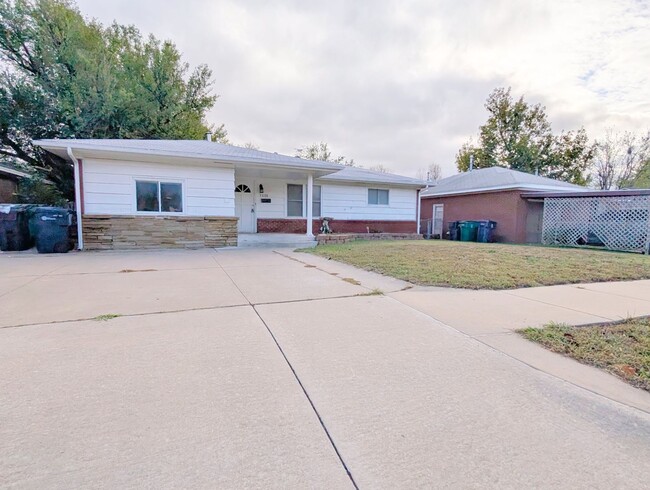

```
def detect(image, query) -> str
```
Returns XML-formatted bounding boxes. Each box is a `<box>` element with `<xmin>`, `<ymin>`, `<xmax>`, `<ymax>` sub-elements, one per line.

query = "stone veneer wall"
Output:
<box><xmin>82</xmin><ymin>215</ymin><xmax>238</xmax><ymax>250</ymax></box>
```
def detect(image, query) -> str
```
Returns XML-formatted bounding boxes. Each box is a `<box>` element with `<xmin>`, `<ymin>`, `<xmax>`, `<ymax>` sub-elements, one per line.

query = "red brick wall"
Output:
<box><xmin>420</xmin><ymin>190</ymin><xmax>529</xmax><ymax>243</ymax></box>
<box><xmin>256</xmin><ymin>218</ymin><xmax>417</xmax><ymax>234</ymax></box>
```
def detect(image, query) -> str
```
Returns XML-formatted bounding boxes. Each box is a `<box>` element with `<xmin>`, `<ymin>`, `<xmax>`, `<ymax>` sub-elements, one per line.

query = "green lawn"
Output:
<box><xmin>520</xmin><ymin>319</ymin><xmax>650</xmax><ymax>391</ymax></box>
<box><xmin>306</xmin><ymin>240</ymin><xmax>650</xmax><ymax>289</ymax></box>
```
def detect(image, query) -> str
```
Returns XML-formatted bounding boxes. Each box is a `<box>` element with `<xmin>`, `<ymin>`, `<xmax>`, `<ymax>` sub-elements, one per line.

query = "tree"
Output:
<box><xmin>0</xmin><ymin>0</ymin><xmax>223</xmax><ymax>200</ymax></box>
<box><xmin>591</xmin><ymin>129</ymin><xmax>650</xmax><ymax>189</ymax></box>
<box><xmin>456</xmin><ymin>87</ymin><xmax>593</xmax><ymax>184</ymax></box>
<box><xmin>416</xmin><ymin>162</ymin><xmax>442</xmax><ymax>181</ymax></box>
<box><xmin>296</xmin><ymin>142</ymin><xmax>355</xmax><ymax>166</ymax></box>
<box><xmin>369</xmin><ymin>163</ymin><xmax>390</xmax><ymax>173</ymax></box>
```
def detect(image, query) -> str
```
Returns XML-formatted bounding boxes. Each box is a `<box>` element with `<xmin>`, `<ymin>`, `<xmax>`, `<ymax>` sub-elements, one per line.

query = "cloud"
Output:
<box><xmin>76</xmin><ymin>0</ymin><xmax>650</xmax><ymax>178</ymax></box>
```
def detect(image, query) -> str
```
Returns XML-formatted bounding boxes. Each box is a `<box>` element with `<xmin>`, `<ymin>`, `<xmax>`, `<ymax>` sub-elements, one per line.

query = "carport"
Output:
<box><xmin>522</xmin><ymin>189</ymin><xmax>650</xmax><ymax>254</ymax></box>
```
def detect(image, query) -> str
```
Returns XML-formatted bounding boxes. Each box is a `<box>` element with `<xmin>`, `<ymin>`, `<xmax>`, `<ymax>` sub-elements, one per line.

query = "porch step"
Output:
<box><xmin>237</xmin><ymin>233</ymin><xmax>317</xmax><ymax>249</ymax></box>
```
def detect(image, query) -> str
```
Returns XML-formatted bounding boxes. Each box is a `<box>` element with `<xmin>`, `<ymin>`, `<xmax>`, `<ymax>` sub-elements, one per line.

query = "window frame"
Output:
<box><xmin>134</xmin><ymin>178</ymin><xmax>185</xmax><ymax>215</ymax></box>
<box><xmin>286</xmin><ymin>183</ymin><xmax>304</xmax><ymax>217</ymax></box>
<box><xmin>368</xmin><ymin>188</ymin><xmax>390</xmax><ymax>206</ymax></box>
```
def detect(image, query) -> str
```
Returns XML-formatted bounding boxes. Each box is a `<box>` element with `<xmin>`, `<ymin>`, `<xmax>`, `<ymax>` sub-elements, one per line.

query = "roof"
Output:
<box><xmin>32</xmin><ymin>139</ymin><xmax>343</xmax><ymax>172</ymax></box>
<box><xmin>318</xmin><ymin>165</ymin><xmax>426</xmax><ymax>188</ymax></box>
<box><xmin>0</xmin><ymin>164</ymin><xmax>30</xmax><ymax>179</ymax></box>
<box><xmin>420</xmin><ymin>166</ymin><xmax>585</xmax><ymax>197</ymax></box>
<box><xmin>521</xmin><ymin>189</ymin><xmax>650</xmax><ymax>199</ymax></box>
<box><xmin>33</xmin><ymin>138</ymin><xmax>426</xmax><ymax>188</ymax></box>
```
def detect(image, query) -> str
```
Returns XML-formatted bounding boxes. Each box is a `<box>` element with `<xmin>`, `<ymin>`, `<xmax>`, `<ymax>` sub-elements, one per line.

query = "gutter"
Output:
<box><xmin>67</xmin><ymin>147</ymin><xmax>83</xmax><ymax>250</ymax></box>
<box><xmin>416</xmin><ymin>189</ymin><xmax>421</xmax><ymax>234</ymax></box>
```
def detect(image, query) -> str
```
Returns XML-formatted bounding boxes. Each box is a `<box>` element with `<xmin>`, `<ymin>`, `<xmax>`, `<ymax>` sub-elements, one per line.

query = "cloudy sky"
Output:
<box><xmin>76</xmin><ymin>0</ymin><xmax>650</xmax><ymax>178</ymax></box>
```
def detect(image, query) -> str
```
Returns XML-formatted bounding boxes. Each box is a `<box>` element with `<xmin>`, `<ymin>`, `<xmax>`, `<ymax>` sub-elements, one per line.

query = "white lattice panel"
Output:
<box><xmin>542</xmin><ymin>196</ymin><xmax>650</xmax><ymax>253</ymax></box>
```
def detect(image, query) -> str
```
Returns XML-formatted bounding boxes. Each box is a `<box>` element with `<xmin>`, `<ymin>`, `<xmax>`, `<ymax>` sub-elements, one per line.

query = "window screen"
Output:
<box><xmin>136</xmin><ymin>181</ymin><xmax>159</xmax><ymax>212</ymax></box>
<box><xmin>287</xmin><ymin>184</ymin><xmax>303</xmax><ymax>217</ymax></box>
<box><xmin>368</xmin><ymin>188</ymin><xmax>389</xmax><ymax>205</ymax></box>
<box><xmin>312</xmin><ymin>185</ymin><xmax>321</xmax><ymax>217</ymax></box>
<box><xmin>161</xmin><ymin>183</ymin><xmax>183</xmax><ymax>212</ymax></box>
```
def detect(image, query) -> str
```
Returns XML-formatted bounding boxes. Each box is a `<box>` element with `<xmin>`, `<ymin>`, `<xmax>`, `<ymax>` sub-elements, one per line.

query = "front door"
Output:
<box><xmin>235</xmin><ymin>184</ymin><xmax>255</xmax><ymax>232</ymax></box>
<box><xmin>432</xmin><ymin>204</ymin><xmax>444</xmax><ymax>238</ymax></box>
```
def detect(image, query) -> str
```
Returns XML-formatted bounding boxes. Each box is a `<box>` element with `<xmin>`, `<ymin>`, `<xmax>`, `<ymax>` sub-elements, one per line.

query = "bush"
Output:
<box><xmin>14</xmin><ymin>175</ymin><xmax>67</xmax><ymax>206</ymax></box>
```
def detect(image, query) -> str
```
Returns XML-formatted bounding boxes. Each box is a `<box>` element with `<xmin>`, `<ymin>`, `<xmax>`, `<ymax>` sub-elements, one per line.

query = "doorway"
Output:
<box><xmin>235</xmin><ymin>184</ymin><xmax>255</xmax><ymax>233</ymax></box>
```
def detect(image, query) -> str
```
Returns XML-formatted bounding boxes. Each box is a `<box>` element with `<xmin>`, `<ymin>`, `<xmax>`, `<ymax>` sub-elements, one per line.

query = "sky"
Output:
<box><xmin>76</xmin><ymin>0</ymin><xmax>650</xmax><ymax>178</ymax></box>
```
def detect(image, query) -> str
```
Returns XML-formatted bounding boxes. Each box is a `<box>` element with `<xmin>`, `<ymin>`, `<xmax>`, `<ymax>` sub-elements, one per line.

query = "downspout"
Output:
<box><xmin>416</xmin><ymin>189</ymin><xmax>421</xmax><ymax>234</ymax></box>
<box><xmin>67</xmin><ymin>147</ymin><xmax>83</xmax><ymax>250</ymax></box>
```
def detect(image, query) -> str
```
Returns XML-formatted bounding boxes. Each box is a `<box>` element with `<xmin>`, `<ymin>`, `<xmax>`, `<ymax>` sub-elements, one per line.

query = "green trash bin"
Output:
<box><xmin>458</xmin><ymin>221</ymin><xmax>479</xmax><ymax>242</ymax></box>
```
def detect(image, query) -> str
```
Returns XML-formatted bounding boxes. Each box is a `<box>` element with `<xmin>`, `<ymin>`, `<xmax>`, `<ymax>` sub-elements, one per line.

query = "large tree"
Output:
<box><xmin>591</xmin><ymin>129</ymin><xmax>650</xmax><ymax>189</ymax></box>
<box><xmin>0</xmin><ymin>0</ymin><xmax>223</xmax><ymax>199</ymax></box>
<box><xmin>296</xmin><ymin>142</ymin><xmax>355</xmax><ymax>166</ymax></box>
<box><xmin>456</xmin><ymin>88</ymin><xmax>594</xmax><ymax>185</ymax></box>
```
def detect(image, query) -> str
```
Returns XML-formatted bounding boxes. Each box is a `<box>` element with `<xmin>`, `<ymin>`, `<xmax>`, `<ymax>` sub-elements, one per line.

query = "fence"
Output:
<box><xmin>541</xmin><ymin>195</ymin><xmax>650</xmax><ymax>253</ymax></box>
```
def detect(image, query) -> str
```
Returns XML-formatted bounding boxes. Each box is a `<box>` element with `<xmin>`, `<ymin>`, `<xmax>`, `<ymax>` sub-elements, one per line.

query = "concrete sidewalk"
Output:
<box><xmin>2</xmin><ymin>248</ymin><xmax>650</xmax><ymax>488</ymax></box>
<box><xmin>387</xmin><ymin>280</ymin><xmax>650</xmax><ymax>413</ymax></box>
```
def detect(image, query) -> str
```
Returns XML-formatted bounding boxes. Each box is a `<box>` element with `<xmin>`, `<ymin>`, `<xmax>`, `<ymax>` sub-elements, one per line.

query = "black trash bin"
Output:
<box><xmin>0</xmin><ymin>204</ymin><xmax>34</xmax><ymax>251</ymax></box>
<box><xmin>447</xmin><ymin>221</ymin><xmax>460</xmax><ymax>241</ymax></box>
<box><xmin>476</xmin><ymin>220</ymin><xmax>497</xmax><ymax>243</ymax></box>
<box><xmin>30</xmin><ymin>207</ymin><xmax>73</xmax><ymax>253</ymax></box>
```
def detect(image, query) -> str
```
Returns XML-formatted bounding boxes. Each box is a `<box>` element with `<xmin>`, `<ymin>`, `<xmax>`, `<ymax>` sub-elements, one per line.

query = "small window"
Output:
<box><xmin>235</xmin><ymin>184</ymin><xmax>251</xmax><ymax>193</ymax></box>
<box><xmin>312</xmin><ymin>185</ymin><xmax>321</xmax><ymax>217</ymax></box>
<box><xmin>287</xmin><ymin>184</ymin><xmax>303</xmax><ymax>217</ymax></box>
<box><xmin>368</xmin><ymin>188</ymin><xmax>389</xmax><ymax>205</ymax></box>
<box><xmin>136</xmin><ymin>180</ymin><xmax>183</xmax><ymax>213</ymax></box>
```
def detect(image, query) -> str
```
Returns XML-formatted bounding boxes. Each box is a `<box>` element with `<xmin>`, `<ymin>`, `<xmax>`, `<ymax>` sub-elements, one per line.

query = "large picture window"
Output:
<box><xmin>287</xmin><ymin>184</ymin><xmax>303</xmax><ymax>217</ymax></box>
<box><xmin>312</xmin><ymin>185</ymin><xmax>322</xmax><ymax>217</ymax></box>
<box><xmin>136</xmin><ymin>180</ymin><xmax>183</xmax><ymax>213</ymax></box>
<box><xmin>368</xmin><ymin>188</ymin><xmax>389</xmax><ymax>205</ymax></box>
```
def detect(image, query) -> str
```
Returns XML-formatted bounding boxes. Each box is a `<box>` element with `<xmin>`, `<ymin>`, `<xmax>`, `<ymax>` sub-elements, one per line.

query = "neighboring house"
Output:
<box><xmin>33</xmin><ymin>139</ymin><xmax>425</xmax><ymax>250</ymax></box>
<box><xmin>420</xmin><ymin>167</ymin><xmax>586</xmax><ymax>243</ymax></box>
<box><xmin>0</xmin><ymin>164</ymin><xmax>30</xmax><ymax>203</ymax></box>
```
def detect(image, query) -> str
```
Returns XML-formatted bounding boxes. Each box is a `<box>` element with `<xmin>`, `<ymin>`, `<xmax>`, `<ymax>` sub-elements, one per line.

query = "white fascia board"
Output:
<box><xmin>33</xmin><ymin>140</ymin><xmax>341</xmax><ymax>172</ymax></box>
<box><xmin>420</xmin><ymin>183</ymin><xmax>586</xmax><ymax>197</ymax></box>
<box><xmin>316</xmin><ymin>177</ymin><xmax>426</xmax><ymax>189</ymax></box>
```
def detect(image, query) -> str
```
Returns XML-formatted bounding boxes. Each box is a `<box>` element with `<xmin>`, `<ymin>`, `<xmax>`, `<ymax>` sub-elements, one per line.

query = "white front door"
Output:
<box><xmin>235</xmin><ymin>184</ymin><xmax>255</xmax><ymax>233</ymax></box>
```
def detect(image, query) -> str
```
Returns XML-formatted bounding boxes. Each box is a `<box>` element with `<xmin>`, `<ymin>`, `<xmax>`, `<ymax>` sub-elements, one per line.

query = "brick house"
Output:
<box><xmin>420</xmin><ymin>167</ymin><xmax>586</xmax><ymax>243</ymax></box>
<box><xmin>34</xmin><ymin>139</ymin><xmax>425</xmax><ymax>250</ymax></box>
<box><xmin>0</xmin><ymin>165</ymin><xmax>29</xmax><ymax>203</ymax></box>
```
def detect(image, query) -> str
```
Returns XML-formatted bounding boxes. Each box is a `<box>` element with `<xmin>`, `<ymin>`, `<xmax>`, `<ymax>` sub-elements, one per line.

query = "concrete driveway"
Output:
<box><xmin>1</xmin><ymin>248</ymin><xmax>650</xmax><ymax>488</ymax></box>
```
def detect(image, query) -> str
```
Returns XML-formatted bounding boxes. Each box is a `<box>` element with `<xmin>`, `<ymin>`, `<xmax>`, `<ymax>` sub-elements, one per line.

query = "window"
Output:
<box><xmin>312</xmin><ymin>185</ymin><xmax>321</xmax><ymax>217</ymax></box>
<box><xmin>136</xmin><ymin>180</ymin><xmax>183</xmax><ymax>213</ymax></box>
<box><xmin>235</xmin><ymin>184</ymin><xmax>251</xmax><ymax>193</ymax></box>
<box><xmin>368</xmin><ymin>188</ymin><xmax>389</xmax><ymax>205</ymax></box>
<box><xmin>287</xmin><ymin>184</ymin><xmax>303</xmax><ymax>217</ymax></box>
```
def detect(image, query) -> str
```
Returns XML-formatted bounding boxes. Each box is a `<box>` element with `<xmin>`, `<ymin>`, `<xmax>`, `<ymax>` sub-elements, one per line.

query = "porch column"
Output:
<box><xmin>306</xmin><ymin>173</ymin><xmax>314</xmax><ymax>237</ymax></box>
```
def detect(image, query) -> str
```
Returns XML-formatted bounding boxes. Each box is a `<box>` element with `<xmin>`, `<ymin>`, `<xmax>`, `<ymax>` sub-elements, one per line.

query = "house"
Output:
<box><xmin>33</xmin><ymin>139</ymin><xmax>425</xmax><ymax>250</ymax></box>
<box><xmin>0</xmin><ymin>164</ymin><xmax>30</xmax><ymax>203</ymax></box>
<box><xmin>419</xmin><ymin>167</ymin><xmax>585</xmax><ymax>243</ymax></box>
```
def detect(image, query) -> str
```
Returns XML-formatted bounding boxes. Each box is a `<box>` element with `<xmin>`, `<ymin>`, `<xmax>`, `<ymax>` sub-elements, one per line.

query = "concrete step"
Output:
<box><xmin>237</xmin><ymin>233</ymin><xmax>317</xmax><ymax>249</ymax></box>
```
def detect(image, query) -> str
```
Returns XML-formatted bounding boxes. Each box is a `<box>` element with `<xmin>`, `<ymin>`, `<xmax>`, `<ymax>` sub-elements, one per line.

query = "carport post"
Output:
<box><xmin>306</xmin><ymin>173</ymin><xmax>314</xmax><ymax>238</ymax></box>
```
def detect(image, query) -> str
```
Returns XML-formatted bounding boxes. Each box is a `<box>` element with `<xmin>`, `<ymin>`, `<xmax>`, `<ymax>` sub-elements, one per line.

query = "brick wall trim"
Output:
<box><xmin>257</xmin><ymin>218</ymin><xmax>417</xmax><ymax>234</ymax></box>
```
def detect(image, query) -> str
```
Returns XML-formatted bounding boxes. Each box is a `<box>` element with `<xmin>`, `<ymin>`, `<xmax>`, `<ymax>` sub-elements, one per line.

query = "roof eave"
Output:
<box><xmin>421</xmin><ymin>183</ymin><xmax>585</xmax><ymax>198</ymax></box>
<box><xmin>32</xmin><ymin>140</ymin><xmax>342</xmax><ymax>172</ymax></box>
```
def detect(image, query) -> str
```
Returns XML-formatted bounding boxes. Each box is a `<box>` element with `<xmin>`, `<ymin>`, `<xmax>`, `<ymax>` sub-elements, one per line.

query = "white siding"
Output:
<box><xmin>321</xmin><ymin>184</ymin><xmax>417</xmax><ymax>220</ymax></box>
<box><xmin>82</xmin><ymin>158</ymin><xmax>235</xmax><ymax>216</ymax></box>
<box><xmin>251</xmin><ymin>177</ymin><xmax>417</xmax><ymax>221</ymax></box>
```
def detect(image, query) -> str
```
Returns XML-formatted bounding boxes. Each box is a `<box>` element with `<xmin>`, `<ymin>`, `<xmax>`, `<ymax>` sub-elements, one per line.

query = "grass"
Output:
<box><xmin>520</xmin><ymin>319</ymin><xmax>650</xmax><ymax>391</ymax></box>
<box><xmin>305</xmin><ymin>240</ymin><xmax>650</xmax><ymax>289</ymax></box>
<box><xmin>93</xmin><ymin>313</ymin><xmax>122</xmax><ymax>321</ymax></box>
